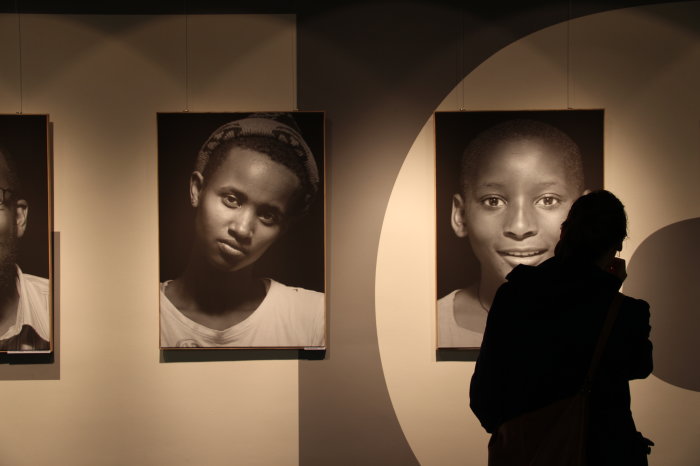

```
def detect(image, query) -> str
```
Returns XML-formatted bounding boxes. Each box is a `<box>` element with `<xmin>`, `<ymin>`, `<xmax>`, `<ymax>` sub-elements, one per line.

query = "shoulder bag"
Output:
<box><xmin>487</xmin><ymin>293</ymin><xmax>623</xmax><ymax>466</ymax></box>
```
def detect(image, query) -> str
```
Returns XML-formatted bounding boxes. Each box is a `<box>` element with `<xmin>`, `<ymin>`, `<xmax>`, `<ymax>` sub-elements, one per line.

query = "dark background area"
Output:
<box><xmin>0</xmin><ymin>0</ymin><xmax>687</xmax><ymax>15</ymax></box>
<box><xmin>0</xmin><ymin>114</ymin><xmax>51</xmax><ymax>278</ymax></box>
<box><xmin>158</xmin><ymin>112</ymin><xmax>325</xmax><ymax>292</ymax></box>
<box><xmin>435</xmin><ymin>110</ymin><xmax>604</xmax><ymax>298</ymax></box>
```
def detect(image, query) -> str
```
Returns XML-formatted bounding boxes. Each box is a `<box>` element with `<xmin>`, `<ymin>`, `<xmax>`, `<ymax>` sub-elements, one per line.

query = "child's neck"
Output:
<box><xmin>177</xmin><ymin>259</ymin><xmax>267</xmax><ymax>316</ymax></box>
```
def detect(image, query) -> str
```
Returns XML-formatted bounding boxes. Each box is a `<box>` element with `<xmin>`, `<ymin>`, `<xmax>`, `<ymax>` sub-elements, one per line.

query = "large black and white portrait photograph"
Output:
<box><xmin>436</xmin><ymin>110</ymin><xmax>604</xmax><ymax>349</ymax></box>
<box><xmin>0</xmin><ymin>114</ymin><xmax>52</xmax><ymax>352</ymax></box>
<box><xmin>158</xmin><ymin>112</ymin><xmax>326</xmax><ymax>349</ymax></box>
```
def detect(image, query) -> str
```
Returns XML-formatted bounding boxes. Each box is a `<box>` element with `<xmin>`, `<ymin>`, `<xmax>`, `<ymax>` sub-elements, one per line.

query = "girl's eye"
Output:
<box><xmin>536</xmin><ymin>196</ymin><xmax>560</xmax><ymax>207</ymax></box>
<box><xmin>258</xmin><ymin>210</ymin><xmax>280</xmax><ymax>226</ymax></box>
<box><xmin>222</xmin><ymin>194</ymin><xmax>240</xmax><ymax>208</ymax></box>
<box><xmin>481</xmin><ymin>197</ymin><xmax>505</xmax><ymax>208</ymax></box>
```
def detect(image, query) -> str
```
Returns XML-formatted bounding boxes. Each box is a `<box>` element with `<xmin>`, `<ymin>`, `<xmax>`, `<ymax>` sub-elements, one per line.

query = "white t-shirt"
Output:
<box><xmin>437</xmin><ymin>289</ymin><xmax>486</xmax><ymax>348</ymax></box>
<box><xmin>160</xmin><ymin>279</ymin><xmax>325</xmax><ymax>348</ymax></box>
<box><xmin>0</xmin><ymin>267</ymin><xmax>51</xmax><ymax>351</ymax></box>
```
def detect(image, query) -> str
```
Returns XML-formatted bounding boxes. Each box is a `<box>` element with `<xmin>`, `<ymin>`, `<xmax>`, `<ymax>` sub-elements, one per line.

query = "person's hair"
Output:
<box><xmin>195</xmin><ymin>113</ymin><xmax>320</xmax><ymax>217</ymax></box>
<box><xmin>554</xmin><ymin>190</ymin><xmax>628</xmax><ymax>261</ymax></box>
<box><xmin>459</xmin><ymin>118</ymin><xmax>585</xmax><ymax>194</ymax></box>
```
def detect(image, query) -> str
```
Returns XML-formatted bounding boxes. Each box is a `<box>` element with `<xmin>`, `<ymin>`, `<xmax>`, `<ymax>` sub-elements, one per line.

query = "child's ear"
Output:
<box><xmin>451</xmin><ymin>193</ymin><xmax>468</xmax><ymax>238</ymax></box>
<box><xmin>190</xmin><ymin>171</ymin><xmax>204</xmax><ymax>208</ymax></box>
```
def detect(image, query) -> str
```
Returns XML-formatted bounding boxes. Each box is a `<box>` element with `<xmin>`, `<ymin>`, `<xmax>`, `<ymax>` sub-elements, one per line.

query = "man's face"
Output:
<box><xmin>191</xmin><ymin>146</ymin><xmax>300</xmax><ymax>273</ymax></box>
<box><xmin>0</xmin><ymin>157</ymin><xmax>25</xmax><ymax>279</ymax></box>
<box><xmin>452</xmin><ymin>139</ymin><xmax>581</xmax><ymax>286</ymax></box>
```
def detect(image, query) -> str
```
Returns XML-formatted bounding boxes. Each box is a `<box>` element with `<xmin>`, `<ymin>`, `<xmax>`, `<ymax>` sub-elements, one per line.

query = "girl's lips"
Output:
<box><xmin>218</xmin><ymin>240</ymin><xmax>246</xmax><ymax>258</ymax></box>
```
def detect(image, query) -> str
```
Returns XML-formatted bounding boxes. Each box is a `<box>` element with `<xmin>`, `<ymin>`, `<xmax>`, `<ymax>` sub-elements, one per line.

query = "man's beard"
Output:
<box><xmin>0</xmin><ymin>235</ymin><xmax>18</xmax><ymax>300</ymax></box>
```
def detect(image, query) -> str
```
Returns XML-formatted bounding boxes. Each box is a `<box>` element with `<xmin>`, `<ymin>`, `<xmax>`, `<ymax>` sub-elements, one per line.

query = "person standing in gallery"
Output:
<box><xmin>470</xmin><ymin>190</ymin><xmax>653</xmax><ymax>465</ymax></box>
<box><xmin>160</xmin><ymin>113</ymin><xmax>325</xmax><ymax>348</ymax></box>
<box><xmin>438</xmin><ymin>119</ymin><xmax>588</xmax><ymax>347</ymax></box>
<box><xmin>0</xmin><ymin>146</ymin><xmax>50</xmax><ymax>351</ymax></box>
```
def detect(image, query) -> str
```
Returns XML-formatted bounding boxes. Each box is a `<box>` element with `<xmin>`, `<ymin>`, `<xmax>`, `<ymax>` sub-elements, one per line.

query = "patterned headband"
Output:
<box><xmin>195</xmin><ymin>114</ymin><xmax>320</xmax><ymax>198</ymax></box>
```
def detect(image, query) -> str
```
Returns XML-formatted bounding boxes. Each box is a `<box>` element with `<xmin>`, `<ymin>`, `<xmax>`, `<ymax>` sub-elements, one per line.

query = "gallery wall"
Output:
<box><xmin>0</xmin><ymin>2</ymin><xmax>698</xmax><ymax>465</ymax></box>
<box><xmin>376</xmin><ymin>5</ymin><xmax>700</xmax><ymax>465</ymax></box>
<box><xmin>298</xmin><ymin>1</ymin><xmax>699</xmax><ymax>465</ymax></box>
<box><xmin>0</xmin><ymin>14</ymin><xmax>303</xmax><ymax>466</ymax></box>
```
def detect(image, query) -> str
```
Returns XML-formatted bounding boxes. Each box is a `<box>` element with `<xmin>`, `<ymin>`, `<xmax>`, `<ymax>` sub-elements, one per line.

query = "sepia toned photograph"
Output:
<box><xmin>158</xmin><ymin>112</ymin><xmax>326</xmax><ymax>349</ymax></box>
<box><xmin>0</xmin><ymin>114</ymin><xmax>53</xmax><ymax>353</ymax></box>
<box><xmin>435</xmin><ymin>110</ymin><xmax>604</xmax><ymax>349</ymax></box>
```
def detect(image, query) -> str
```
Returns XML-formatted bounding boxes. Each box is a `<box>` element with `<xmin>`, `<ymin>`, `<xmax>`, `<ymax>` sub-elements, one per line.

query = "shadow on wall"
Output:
<box><xmin>625</xmin><ymin>218</ymin><xmax>700</xmax><ymax>392</ymax></box>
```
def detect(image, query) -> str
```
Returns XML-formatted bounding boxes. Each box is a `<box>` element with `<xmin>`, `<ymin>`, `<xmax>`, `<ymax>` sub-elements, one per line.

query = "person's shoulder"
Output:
<box><xmin>270</xmin><ymin>280</ymin><xmax>324</xmax><ymax>306</ymax></box>
<box><xmin>503</xmin><ymin>264</ymin><xmax>542</xmax><ymax>295</ymax></box>
<box><xmin>438</xmin><ymin>289</ymin><xmax>459</xmax><ymax>309</ymax></box>
<box><xmin>22</xmin><ymin>272</ymin><xmax>49</xmax><ymax>293</ymax></box>
<box><xmin>620</xmin><ymin>293</ymin><xmax>650</xmax><ymax>315</ymax></box>
<box><xmin>505</xmin><ymin>262</ymin><xmax>545</xmax><ymax>282</ymax></box>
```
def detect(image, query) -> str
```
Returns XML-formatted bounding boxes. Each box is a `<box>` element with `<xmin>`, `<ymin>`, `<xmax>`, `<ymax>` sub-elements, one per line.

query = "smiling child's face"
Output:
<box><xmin>452</xmin><ymin>138</ymin><xmax>583</xmax><ymax>287</ymax></box>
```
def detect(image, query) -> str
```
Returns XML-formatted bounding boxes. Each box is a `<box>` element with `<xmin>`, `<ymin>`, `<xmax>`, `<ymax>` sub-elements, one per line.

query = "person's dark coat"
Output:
<box><xmin>470</xmin><ymin>256</ymin><xmax>652</xmax><ymax>465</ymax></box>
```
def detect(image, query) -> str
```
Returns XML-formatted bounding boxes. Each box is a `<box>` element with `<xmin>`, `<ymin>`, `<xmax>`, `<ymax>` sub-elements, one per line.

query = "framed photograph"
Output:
<box><xmin>435</xmin><ymin>110</ymin><xmax>604</xmax><ymax>349</ymax></box>
<box><xmin>0</xmin><ymin>114</ymin><xmax>53</xmax><ymax>353</ymax></box>
<box><xmin>158</xmin><ymin>112</ymin><xmax>326</xmax><ymax>349</ymax></box>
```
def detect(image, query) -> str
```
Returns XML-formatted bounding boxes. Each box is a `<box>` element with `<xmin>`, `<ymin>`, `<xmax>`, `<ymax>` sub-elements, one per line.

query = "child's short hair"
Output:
<box><xmin>459</xmin><ymin>119</ymin><xmax>585</xmax><ymax>194</ymax></box>
<box><xmin>195</xmin><ymin>113</ymin><xmax>320</xmax><ymax>216</ymax></box>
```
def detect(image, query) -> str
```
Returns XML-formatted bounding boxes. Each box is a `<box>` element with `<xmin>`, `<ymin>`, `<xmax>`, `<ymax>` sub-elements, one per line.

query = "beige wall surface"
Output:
<box><xmin>377</xmin><ymin>2</ymin><xmax>700</xmax><ymax>465</ymax></box>
<box><xmin>0</xmin><ymin>4</ymin><xmax>698</xmax><ymax>466</ymax></box>
<box><xmin>0</xmin><ymin>14</ymin><xmax>299</xmax><ymax>466</ymax></box>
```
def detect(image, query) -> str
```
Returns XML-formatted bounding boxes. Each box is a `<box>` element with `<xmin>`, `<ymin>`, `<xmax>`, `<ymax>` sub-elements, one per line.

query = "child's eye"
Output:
<box><xmin>481</xmin><ymin>196</ymin><xmax>506</xmax><ymax>208</ymax></box>
<box><xmin>258</xmin><ymin>210</ymin><xmax>281</xmax><ymax>226</ymax></box>
<box><xmin>222</xmin><ymin>194</ymin><xmax>241</xmax><ymax>208</ymax></box>
<box><xmin>535</xmin><ymin>196</ymin><xmax>560</xmax><ymax>207</ymax></box>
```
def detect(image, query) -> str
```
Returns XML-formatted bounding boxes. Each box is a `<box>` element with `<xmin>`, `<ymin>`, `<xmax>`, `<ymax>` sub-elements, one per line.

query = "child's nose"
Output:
<box><xmin>503</xmin><ymin>203</ymin><xmax>537</xmax><ymax>240</ymax></box>
<box><xmin>228</xmin><ymin>208</ymin><xmax>255</xmax><ymax>240</ymax></box>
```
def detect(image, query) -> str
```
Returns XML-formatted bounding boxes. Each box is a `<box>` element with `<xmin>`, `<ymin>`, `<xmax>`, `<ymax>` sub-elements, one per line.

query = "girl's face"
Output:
<box><xmin>191</xmin><ymin>147</ymin><xmax>300</xmax><ymax>273</ymax></box>
<box><xmin>452</xmin><ymin>139</ymin><xmax>582</xmax><ymax>287</ymax></box>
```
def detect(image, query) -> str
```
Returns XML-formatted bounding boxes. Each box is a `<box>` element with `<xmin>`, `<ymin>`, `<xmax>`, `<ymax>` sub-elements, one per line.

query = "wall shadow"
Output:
<box><xmin>625</xmin><ymin>217</ymin><xmax>700</xmax><ymax>392</ymax></box>
<box><xmin>161</xmin><ymin>348</ymin><xmax>326</xmax><ymax>363</ymax></box>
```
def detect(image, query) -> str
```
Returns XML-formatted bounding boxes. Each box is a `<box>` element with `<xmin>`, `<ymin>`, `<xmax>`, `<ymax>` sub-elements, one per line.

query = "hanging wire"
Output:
<box><xmin>459</xmin><ymin>6</ymin><xmax>465</xmax><ymax>111</ymax></box>
<box><xmin>292</xmin><ymin>18</ymin><xmax>298</xmax><ymax>111</ymax></box>
<box><xmin>15</xmin><ymin>0</ymin><xmax>24</xmax><ymax>114</ymax></box>
<box><xmin>566</xmin><ymin>0</ymin><xmax>572</xmax><ymax>109</ymax></box>
<box><xmin>184</xmin><ymin>1</ymin><xmax>190</xmax><ymax>112</ymax></box>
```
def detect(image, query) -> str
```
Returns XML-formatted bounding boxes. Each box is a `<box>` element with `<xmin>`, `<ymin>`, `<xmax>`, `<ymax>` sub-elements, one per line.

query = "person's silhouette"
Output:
<box><xmin>470</xmin><ymin>190</ymin><xmax>653</xmax><ymax>465</ymax></box>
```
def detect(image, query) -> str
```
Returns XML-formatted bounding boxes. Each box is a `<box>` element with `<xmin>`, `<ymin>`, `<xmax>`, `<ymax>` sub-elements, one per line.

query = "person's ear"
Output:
<box><xmin>451</xmin><ymin>193</ymin><xmax>468</xmax><ymax>238</ymax></box>
<box><xmin>190</xmin><ymin>171</ymin><xmax>204</xmax><ymax>208</ymax></box>
<box><xmin>15</xmin><ymin>199</ymin><xmax>27</xmax><ymax>238</ymax></box>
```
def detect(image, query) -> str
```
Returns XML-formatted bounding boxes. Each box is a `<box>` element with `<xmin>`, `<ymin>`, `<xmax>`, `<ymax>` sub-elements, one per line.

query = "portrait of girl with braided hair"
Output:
<box><xmin>158</xmin><ymin>112</ymin><xmax>325</xmax><ymax>349</ymax></box>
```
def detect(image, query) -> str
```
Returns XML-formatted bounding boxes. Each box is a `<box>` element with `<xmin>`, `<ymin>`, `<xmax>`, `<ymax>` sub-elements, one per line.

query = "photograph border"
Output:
<box><xmin>157</xmin><ymin>111</ymin><xmax>326</xmax><ymax>351</ymax></box>
<box><xmin>434</xmin><ymin>109</ymin><xmax>604</xmax><ymax>350</ymax></box>
<box><xmin>0</xmin><ymin>113</ymin><xmax>53</xmax><ymax>354</ymax></box>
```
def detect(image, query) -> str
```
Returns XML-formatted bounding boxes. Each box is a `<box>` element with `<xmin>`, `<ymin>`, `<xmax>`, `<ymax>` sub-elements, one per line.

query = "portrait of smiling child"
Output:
<box><xmin>435</xmin><ymin>111</ymin><xmax>603</xmax><ymax>348</ymax></box>
<box><xmin>158</xmin><ymin>112</ymin><xmax>325</xmax><ymax>349</ymax></box>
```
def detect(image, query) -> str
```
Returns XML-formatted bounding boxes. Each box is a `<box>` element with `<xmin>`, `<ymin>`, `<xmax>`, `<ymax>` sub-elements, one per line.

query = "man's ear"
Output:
<box><xmin>190</xmin><ymin>171</ymin><xmax>204</xmax><ymax>208</ymax></box>
<box><xmin>451</xmin><ymin>193</ymin><xmax>468</xmax><ymax>238</ymax></box>
<box><xmin>15</xmin><ymin>199</ymin><xmax>27</xmax><ymax>238</ymax></box>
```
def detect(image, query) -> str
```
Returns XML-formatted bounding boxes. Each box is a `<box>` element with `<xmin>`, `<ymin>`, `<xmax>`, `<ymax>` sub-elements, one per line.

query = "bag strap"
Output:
<box><xmin>582</xmin><ymin>292</ymin><xmax>623</xmax><ymax>392</ymax></box>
